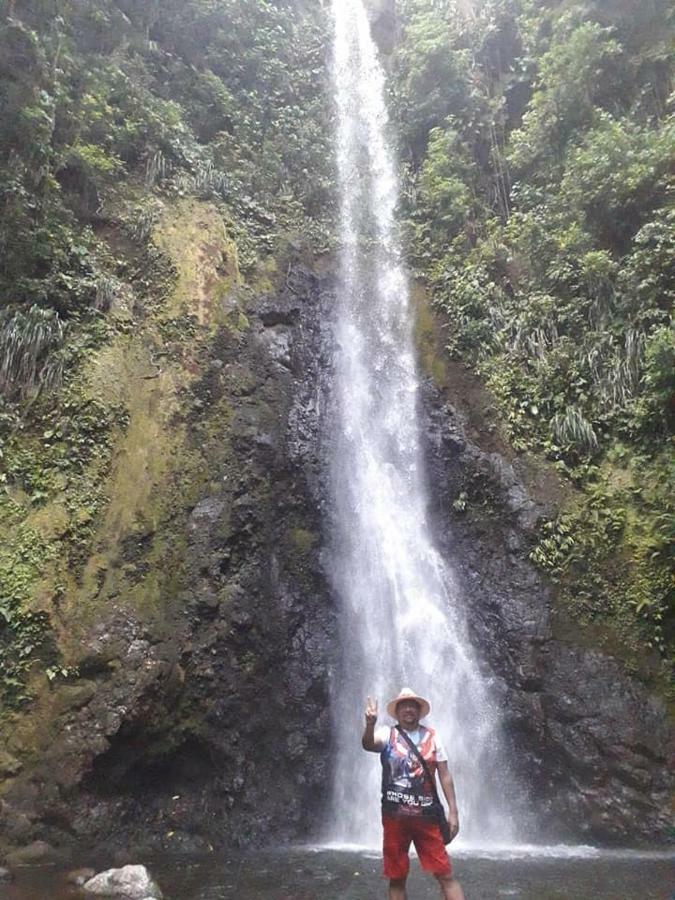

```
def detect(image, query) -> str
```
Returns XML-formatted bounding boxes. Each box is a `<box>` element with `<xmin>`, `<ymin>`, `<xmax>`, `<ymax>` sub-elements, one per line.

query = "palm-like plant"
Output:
<box><xmin>0</xmin><ymin>305</ymin><xmax>66</xmax><ymax>399</ymax></box>
<box><xmin>551</xmin><ymin>404</ymin><xmax>598</xmax><ymax>451</ymax></box>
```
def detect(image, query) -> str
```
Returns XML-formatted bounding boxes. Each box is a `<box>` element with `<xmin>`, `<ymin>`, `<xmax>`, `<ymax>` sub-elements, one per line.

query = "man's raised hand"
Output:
<box><xmin>362</xmin><ymin>696</ymin><xmax>382</xmax><ymax>751</ymax></box>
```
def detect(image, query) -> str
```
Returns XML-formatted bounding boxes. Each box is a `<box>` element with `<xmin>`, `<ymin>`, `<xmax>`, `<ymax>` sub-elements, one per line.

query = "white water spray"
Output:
<box><xmin>327</xmin><ymin>0</ymin><xmax>528</xmax><ymax>846</ymax></box>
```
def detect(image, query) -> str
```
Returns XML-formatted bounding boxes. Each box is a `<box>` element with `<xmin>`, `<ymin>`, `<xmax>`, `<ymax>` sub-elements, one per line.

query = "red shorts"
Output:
<box><xmin>382</xmin><ymin>814</ymin><xmax>452</xmax><ymax>880</ymax></box>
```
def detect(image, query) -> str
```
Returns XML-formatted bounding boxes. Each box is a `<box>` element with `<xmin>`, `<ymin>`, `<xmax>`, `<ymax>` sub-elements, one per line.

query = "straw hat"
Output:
<box><xmin>386</xmin><ymin>687</ymin><xmax>431</xmax><ymax>720</ymax></box>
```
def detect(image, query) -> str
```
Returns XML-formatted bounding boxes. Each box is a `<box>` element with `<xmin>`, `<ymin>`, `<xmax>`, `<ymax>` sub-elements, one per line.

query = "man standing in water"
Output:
<box><xmin>362</xmin><ymin>688</ymin><xmax>466</xmax><ymax>900</ymax></box>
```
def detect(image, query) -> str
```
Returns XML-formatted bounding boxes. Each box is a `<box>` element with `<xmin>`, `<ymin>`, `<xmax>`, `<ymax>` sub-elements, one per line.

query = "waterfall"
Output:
<box><xmin>326</xmin><ymin>0</ymin><xmax>528</xmax><ymax>847</ymax></box>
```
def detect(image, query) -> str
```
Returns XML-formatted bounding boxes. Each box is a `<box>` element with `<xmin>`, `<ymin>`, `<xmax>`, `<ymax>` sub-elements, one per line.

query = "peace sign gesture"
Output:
<box><xmin>365</xmin><ymin>696</ymin><xmax>378</xmax><ymax>725</ymax></box>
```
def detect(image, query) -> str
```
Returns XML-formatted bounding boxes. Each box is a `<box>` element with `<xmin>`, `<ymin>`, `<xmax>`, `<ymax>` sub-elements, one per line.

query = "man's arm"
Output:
<box><xmin>361</xmin><ymin>696</ymin><xmax>385</xmax><ymax>752</ymax></box>
<box><xmin>437</xmin><ymin>761</ymin><xmax>460</xmax><ymax>841</ymax></box>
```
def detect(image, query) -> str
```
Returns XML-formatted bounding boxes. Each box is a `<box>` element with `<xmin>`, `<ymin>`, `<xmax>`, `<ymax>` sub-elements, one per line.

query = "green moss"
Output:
<box><xmin>0</xmin><ymin>197</ymin><xmax>248</xmax><ymax>706</ymax></box>
<box><xmin>154</xmin><ymin>199</ymin><xmax>241</xmax><ymax>328</ymax></box>
<box><xmin>224</xmin><ymin>307</ymin><xmax>251</xmax><ymax>333</ymax></box>
<box><xmin>0</xmin><ymin>523</ymin><xmax>58</xmax><ymax>706</ymax></box>
<box><xmin>411</xmin><ymin>281</ymin><xmax>449</xmax><ymax>390</ymax></box>
<box><xmin>248</xmin><ymin>255</ymin><xmax>279</xmax><ymax>294</ymax></box>
<box><xmin>530</xmin><ymin>456</ymin><xmax>674</xmax><ymax>697</ymax></box>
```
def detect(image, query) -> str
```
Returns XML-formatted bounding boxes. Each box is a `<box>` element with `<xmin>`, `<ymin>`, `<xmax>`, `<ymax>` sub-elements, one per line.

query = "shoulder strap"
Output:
<box><xmin>395</xmin><ymin>725</ymin><xmax>442</xmax><ymax>806</ymax></box>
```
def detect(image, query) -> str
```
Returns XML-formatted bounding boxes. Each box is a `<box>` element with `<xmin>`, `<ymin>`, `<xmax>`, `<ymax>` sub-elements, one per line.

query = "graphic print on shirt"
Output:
<box><xmin>380</xmin><ymin>725</ymin><xmax>440</xmax><ymax>817</ymax></box>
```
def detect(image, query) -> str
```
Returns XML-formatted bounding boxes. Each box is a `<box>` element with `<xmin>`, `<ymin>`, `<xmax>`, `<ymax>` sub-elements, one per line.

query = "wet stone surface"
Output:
<box><xmin>0</xmin><ymin>848</ymin><xmax>673</xmax><ymax>900</ymax></box>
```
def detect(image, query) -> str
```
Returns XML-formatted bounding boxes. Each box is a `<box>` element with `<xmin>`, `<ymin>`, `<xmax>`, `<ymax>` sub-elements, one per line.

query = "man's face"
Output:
<box><xmin>396</xmin><ymin>699</ymin><xmax>421</xmax><ymax>729</ymax></box>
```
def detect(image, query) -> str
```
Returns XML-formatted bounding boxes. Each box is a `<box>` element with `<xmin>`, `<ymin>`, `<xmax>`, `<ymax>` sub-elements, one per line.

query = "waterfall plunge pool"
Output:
<box><xmin>2</xmin><ymin>845</ymin><xmax>673</xmax><ymax>900</ymax></box>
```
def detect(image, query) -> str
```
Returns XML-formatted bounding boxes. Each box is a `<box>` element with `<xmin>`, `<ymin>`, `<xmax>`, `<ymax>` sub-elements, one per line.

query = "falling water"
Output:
<box><xmin>327</xmin><ymin>0</ymin><xmax>528</xmax><ymax>847</ymax></box>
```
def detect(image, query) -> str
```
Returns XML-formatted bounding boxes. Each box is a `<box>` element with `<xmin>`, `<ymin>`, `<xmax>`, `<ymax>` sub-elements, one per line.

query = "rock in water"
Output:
<box><xmin>0</xmin><ymin>867</ymin><xmax>14</xmax><ymax>883</ymax></box>
<box><xmin>67</xmin><ymin>867</ymin><xmax>96</xmax><ymax>885</ymax></box>
<box><xmin>83</xmin><ymin>865</ymin><xmax>162</xmax><ymax>898</ymax></box>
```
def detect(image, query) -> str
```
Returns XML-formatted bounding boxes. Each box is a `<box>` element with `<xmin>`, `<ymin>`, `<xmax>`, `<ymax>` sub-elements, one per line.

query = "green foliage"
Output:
<box><xmin>634</xmin><ymin>325</ymin><xmax>675</xmax><ymax>436</ymax></box>
<box><xmin>416</xmin><ymin>126</ymin><xmax>476</xmax><ymax>247</ymax></box>
<box><xmin>508</xmin><ymin>16</ymin><xmax>623</xmax><ymax>183</ymax></box>
<box><xmin>45</xmin><ymin>663</ymin><xmax>79</xmax><ymax>682</ymax></box>
<box><xmin>551</xmin><ymin>406</ymin><xmax>598</xmax><ymax>453</ymax></box>
<box><xmin>559</xmin><ymin>114</ymin><xmax>674</xmax><ymax>249</ymax></box>
<box><xmin>0</xmin><ymin>0</ymin><xmax>333</xmax><ymax>706</ymax></box>
<box><xmin>0</xmin><ymin>368</ymin><xmax>129</xmax><ymax>703</ymax></box>
<box><xmin>1</xmin><ymin>0</ymin><xmax>332</xmax><ymax>314</ymax></box>
<box><xmin>0</xmin><ymin>522</ymin><xmax>56</xmax><ymax>706</ymax></box>
<box><xmin>393</xmin><ymin>7</ymin><xmax>474</xmax><ymax>158</ymax></box>
<box><xmin>395</xmin><ymin>0</ymin><xmax>674</xmax><ymax>664</ymax></box>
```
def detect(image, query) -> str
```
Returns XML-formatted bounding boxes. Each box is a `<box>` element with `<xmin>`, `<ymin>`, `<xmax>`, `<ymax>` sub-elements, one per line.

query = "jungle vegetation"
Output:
<box><xmin>0</xmin><ymin>0</ymin><xmax>672</xmax><ymax>703</ymax></box>
<box><xmin>0</xmin><ymin>0</ymin><xmax>332</xmax><ymax>703</ymax></box>
<box><xmin>392</xmin><ymin>0</ymin><xmax>674</xmax><ymax>677</ymax></box>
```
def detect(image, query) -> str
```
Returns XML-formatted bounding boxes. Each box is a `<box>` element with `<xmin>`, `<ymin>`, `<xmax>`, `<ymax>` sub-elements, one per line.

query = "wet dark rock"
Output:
<box><xmin>0</xmin><ymin>799</ymin><xmax>34</xmax><ymax>845</ymax></box>
<box><xmin>421</xmin><ymin>382</ymin><xmax>673</xmax><ymax>843</ymax></box>
<box><xmin>258</xmin><ymin>325</ymin><xmax>293</xmax><ymax>369</ymax></box>
<box><xmin>158</xmin><ymin>830</ymin><xmax>212</xmax><ymax>854</ymax></box>
<box><xmin>364</xmin><ymin>0</ymin><xmax>398</xmax><ymax>54</ymax></box>
<box><xmin>0</xmin><ymin>265</ymin><xmax>337</xmax><ymax>856</ymax></box>
<box><xmin>189</xmin><ymin>497</ymin><xmax>225</xmax><ymax>525</ymax></box>
<box><xmin>0</xmin><ymin>867</ymin><xmax>13</xmax><ymax>883</ymax></box>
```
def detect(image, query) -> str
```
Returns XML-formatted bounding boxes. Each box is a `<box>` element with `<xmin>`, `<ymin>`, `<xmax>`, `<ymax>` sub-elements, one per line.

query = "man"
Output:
<box><xmin>362</xmin><ymin>688</ymin><xmax>466</xmax><ymax>900</ymax></box>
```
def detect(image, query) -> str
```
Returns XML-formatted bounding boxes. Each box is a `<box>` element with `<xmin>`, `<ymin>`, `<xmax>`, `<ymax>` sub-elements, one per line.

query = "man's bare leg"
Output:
<box><xmin>388</xmin><ymin>877</ymin><xmax>407</xmax><ymax>900</ymax></box>
<box><xmin>435</xmin><ymin>873</ymin><xmax>466</xmax><ymax>900</ymax></box>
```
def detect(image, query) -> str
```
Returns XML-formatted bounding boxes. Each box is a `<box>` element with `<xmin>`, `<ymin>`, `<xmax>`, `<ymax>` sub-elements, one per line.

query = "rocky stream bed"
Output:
<box><xmin>1</xmin><ymin>847</ymin><xmax>674</xmax><ymax>900</ymax></box>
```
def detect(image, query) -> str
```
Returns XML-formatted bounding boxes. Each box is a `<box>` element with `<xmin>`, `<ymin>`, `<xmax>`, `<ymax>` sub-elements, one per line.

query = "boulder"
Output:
<box><xmin>0</xmin><ymin>867</ymin><xmax>14</xmax><ymax>883</ymax></box>
<box><xmin>84</xmin><ymin>865</ymin><xmax>162</xmax><ymax>899</ymax></box>
<box><xmin>5</xmin><ymin>840</ymin><xmax>56</xmax><ymax>865</ymax></box>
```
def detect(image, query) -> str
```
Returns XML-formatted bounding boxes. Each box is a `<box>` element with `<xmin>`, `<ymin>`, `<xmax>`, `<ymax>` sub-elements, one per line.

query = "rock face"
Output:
<box><xmin>0</xmin><ymin>261</ymin><xmax>337</xmax><ymax>854</ymax></box>
<box><xmin>84</xmin><ymin>865</ymin><xmax>161</xmax><ymax>898</ymax></box>
<box><xmin>0</xmin><ymin>252</ymin><xmax>670</xmax><ymax>852</ymax></box>
<box><xmin>364</xmin><ymin>0</ymin><xmax>398</xmax><ymax>54</ymax></box>
<box><xmin>421</xmin><ymin>382</ymin><xmax>673</xmax><ymax>843</ymax></box>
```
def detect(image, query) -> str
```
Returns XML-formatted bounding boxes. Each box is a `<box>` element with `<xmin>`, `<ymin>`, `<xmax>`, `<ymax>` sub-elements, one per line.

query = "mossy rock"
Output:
<box><xmin>154</xmin><ymin>198</ymin><xmax>241</xmax><ymax>328</ymax></box>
